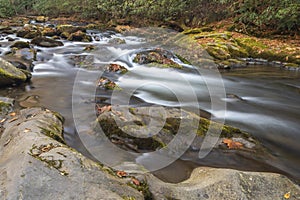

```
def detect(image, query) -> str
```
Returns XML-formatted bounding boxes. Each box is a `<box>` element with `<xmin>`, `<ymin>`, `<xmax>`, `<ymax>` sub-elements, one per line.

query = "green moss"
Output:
<box><xmin>175</xmin><ymin>54</ymin><xmax>192</xmax><ymax>65</ymax></box>
<box><xmin>97</xmin><ymin>117</ymin><xmax>163</xmax><ymax>150</ymax></box>
<box><xmin>29</xmin><ymin>143</ymin><xmax>68</xmax><ymax>176</ymax></box>
<box><xmin>147</xmin><ymin>62</ymin><xmax>183</xmax><ymax>69</ymax></box>
<box><xmin>127</xmin><ymin>180</ymin><xmax>153</xmax><ymax>200</ymax></box>
<box><xmin>39</xmin><ymin>126</ymin><xmax>65</xmax><ymax>144</ymax></box>
<box><xmin>205</xmin><ymin>44</ymin><xmax>231</xmax><ymax>60</ymax></box>
<box><xmin>194</xmin><ymin>32</ymin><xmax>232</xmax><ymax>40</ymax></box>
<box><xmin>234</xmin><ymin>38</ymin><xmax>268</xmax><ymax>57</ymax></box>
<box><xmin>182</xmin><ymin>27</ymin><xmax>214</xmax><ymax>35</ymax></box>
<box><xmin>196</xmin><ymin>117</ymin><xmax>250</xmax><ymax>139</ymax></box>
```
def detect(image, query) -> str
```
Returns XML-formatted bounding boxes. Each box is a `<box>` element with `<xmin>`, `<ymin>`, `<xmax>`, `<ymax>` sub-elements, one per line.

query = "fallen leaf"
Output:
<box><xmin>24</xmin><ymin>128</ymin><xmax>31</xmax><ymax>133</ymax></box>
<box><xmin>116</xmin><ymin>171</ymin><xmax>127</xmax><ymax>178</ymax></box>
<box><xmin>284</xmin><ymin>192</ymin><xmax>291</xmax><ymax>199</ymax></box>
<box><xmin>9</xmin><ymin>112</ymin><xmax>16</xmax><ymax>117</ymax></box>
<box><xmin>8</xmin><ymin>117</ymin><xmax>18</xmax><ymax>123</ymax></box>
<box><xmin>108</xmin><ymin>64</ymin><xmax>122</xmax><ymax>72</ymax></box>
<box><xmin>131</xmin><ymin>178</ymin><xmax>140</xmax><ymax>186</ymax></box>
<box><xmin>0</xmin><ymin>118</ymin><xmax>6</xmax><ymax>123</ymax></box>
<box><xmin>223</xmin><ymin>138</ymin><xmax>244</xmax><ymax>149</ymax></box>
<box><xmin>4</xmin><ymin>138</ymin><xmax>11</xmax><ymax>146</ymax></box>
<box><xmin>96</xmin><ymin>105</ymin><xmax>112</xmax><ymax>114</ymax></box>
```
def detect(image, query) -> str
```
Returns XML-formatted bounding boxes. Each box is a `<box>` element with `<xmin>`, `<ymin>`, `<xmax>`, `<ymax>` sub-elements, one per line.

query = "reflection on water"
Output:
<box><xmin>1</xmin><ymin>29</ymin><xmax>300</xmax><ymax>182</ymax></box>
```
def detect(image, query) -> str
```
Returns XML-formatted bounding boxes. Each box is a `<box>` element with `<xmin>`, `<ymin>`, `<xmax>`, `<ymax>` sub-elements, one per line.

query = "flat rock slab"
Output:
<box><xmin>0</xmin><ymin>108</ymin><xmax>143</xmax><ymax>200</ymax></box>
<box><xmin>146</xmin><ymin>167</ymin><xmax>300</xmax><ymax>200</ymax></box>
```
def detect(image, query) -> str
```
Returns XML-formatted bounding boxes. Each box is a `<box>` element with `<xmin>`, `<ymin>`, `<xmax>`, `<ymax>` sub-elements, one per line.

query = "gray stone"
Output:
<box><xmin>145</xmin><ymin>167</ymin><xmax>300</xmax><ymax>200</ymax></box>
<box><xmin>0</xmin><ymin>108</ymin><xmax>143</xmax><ymax>200</ymax></box>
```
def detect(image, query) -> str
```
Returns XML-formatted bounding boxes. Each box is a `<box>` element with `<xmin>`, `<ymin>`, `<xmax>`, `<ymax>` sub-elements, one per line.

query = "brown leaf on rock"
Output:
<box><xmin>223</xmin><ymin>138</ymin><xmax>244</xmax><ymax>149</ymax></box>
<box><xmin>9</xmin><ymin>112</ymin><xmax>16</xmax><ymax>117</ymax></box>
<box><xmin>96</xmin><ymin>104</ymin><xmax>112</xmax><ymax>114</ymax></box>
<box><xmin>116</xmin><ymin>171</ymin><xmax>127</xmax><ymax>178</ymax></box>
<box><xmin>23</xmin><ymin>128</ymin><xmax>31</xmax><ymax>133</ymax></box>
<box><xmin>131</xmin><ymin>178</ymin><xmax>140</xmax><ymax>186</ymax></box>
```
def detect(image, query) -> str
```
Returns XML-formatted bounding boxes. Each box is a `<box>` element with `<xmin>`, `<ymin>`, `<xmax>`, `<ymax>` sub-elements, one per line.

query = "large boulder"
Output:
<box><xmin>31</xmin><ymin>37</ymin><xmax>64</xmax><ymax>47</ymax></box>
<box><xmin>67</xmin><ymin>30</ymin><xmax>92</xmax><ymax>42</ymax></box>
<box><xmin>0</xmin><ymin>57</ymin><xmax>28</xmax><ymax>86</ymax></box>
<box><xmin>57</xmin><ymin>24</ymin><xmax>86</xmax><ymax>35</ymax></box>
<box><xmin>0</xmin><ymin>108</ymin><xmax>144</xmax><ymax>200</ymax></box>
<box><xmin>145</xmin><ymin>167</ymin><xmax>300</xmax><ymax>199</ymax></box>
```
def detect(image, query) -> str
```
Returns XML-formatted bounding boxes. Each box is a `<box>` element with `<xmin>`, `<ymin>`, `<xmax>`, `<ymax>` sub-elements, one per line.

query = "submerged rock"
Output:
<box><xmin>0</xmin><ymin>108</ymin><xmax>144</xmax><ymax>199</ymax></box>
<box><xmin>0</xmin><ymin>57</ymin><xmax>28</xmax><ymax>86</ymax></box>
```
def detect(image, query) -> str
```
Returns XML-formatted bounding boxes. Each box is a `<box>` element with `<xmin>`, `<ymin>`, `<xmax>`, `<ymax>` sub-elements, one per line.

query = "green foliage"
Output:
<box><xmin>0</xmin><ymin>0</ymin><xmax>298</xmax><ymax>32</ymax></box>
<box><xmin>233</xmin><ymin>0</ymin><xmax>300</xmax><ymax>31</ymax></box>
<box><xmin>0</xmin><ymin>0</ymin><xmax>14</xmax><ymax>17</ymax></box>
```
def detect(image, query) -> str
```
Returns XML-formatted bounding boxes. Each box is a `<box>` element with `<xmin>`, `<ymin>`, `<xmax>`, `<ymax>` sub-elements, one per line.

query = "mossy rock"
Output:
<box><xmin>31</xmin><ymin>37</ymin><xmax>64</xmax><ymax>47</ymax></box>
<box><xmin>24</xmin><ymin>31</ymin><xmax>42</xmax><ymax>39</ymax></box>
<box><xmin>95</xmin><ymin>106</ymin><xmax>260</xmax><ymax>153</ymax></box>
<box><xmin>36</xmin><ymin>16</ymin><xmax>49</xmax><ymax>23</ymax></box>
<box><xmin>0</xmin><ymin>57</ymin><xmax>27</xmax><ymax>86</ymax></box>
<box><xmin>183</xmin><ymin>27</ymin><xmax>214</xmax><ymax>35</ymax></box>
<box><xmin>42</xmin><ymin>27</ymin><xmax>58</xmax><ymax>37</ymax></box>
<box><xmin>10</xmin><ymin>41</ymin><xmax>30</xmax><ymax>49</ymax></box>
<box><xmin>205</xmin><ymin>44</ymin><xmax>231</xmax><ymax>60</ymax></box>
<box><xmin>194</xmin><ymin>32</ymin><xmax>232</xmax><ymax>40</ymax></box>
<box><xmin>234</xmin><ymin>37</ymin><xmax>269</xmax><ymax>58</ymax></box>
<box><xmin>0</xmin><ymin>97</ymin><xmax>14</xmax><ymax>115</ymax></box>
<box><xmin>67</xmin><ymin>30</ymin><xmax>92</xmax><ymax>42</ymax></box>
<box><xmin>57</xmin><ymin>24</ymin><xmax>86</xmax><ymax>34</ymax></box>
<box><xmin>133</xmin><ymin>48</ymin><xmax>183</xmax><ymax>69</ymax></box>
<box><xmin>108</xmin><ymin>38</ymin><xmax>126</xmax><ymax>45</ymax></box>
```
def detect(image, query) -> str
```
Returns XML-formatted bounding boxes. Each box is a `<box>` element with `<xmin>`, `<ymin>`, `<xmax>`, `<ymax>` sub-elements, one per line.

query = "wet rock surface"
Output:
<box><xmin>0</xmin><ymin>108</ymin><xmax>144</xmax><ymax>200</ymax></box>
<box><xmin>31</xmin><ymin>36</ymin><xmax>64</xmax><ymax>47</ymax></box>
<box><xmin>0</xmin><ymin>57</ymin><xmax>29</xmax><ymax>86</ymax></box>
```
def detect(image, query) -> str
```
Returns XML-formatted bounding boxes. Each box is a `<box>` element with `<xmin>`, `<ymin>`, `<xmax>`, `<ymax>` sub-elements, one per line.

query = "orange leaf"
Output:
<box><xmin>284</xmin><ymin>192</ymin><xmax>291</xmax><ymax>199</ymax></box>
<box><xmin>131</xmin><ymin>178</ymin><xmax>140</xmax><ymax>186</ymax></box>
<box><xmin>116</xmin><ymin>171</ymin><xmax>127</xmax><ymax>178</ymax></box>
<box><xmin>23</xmin><ymin>128</ymin><xmax>31</xmax><ymax>133</ymax></box>
<box><xmin>9</xmin><ymin>112</ymin><xmax>16</xmax><ymax>117</ymax></box>
<box><xmin>223</xmin><ymin>138</ymin><xmax>243</xmax><ymax>149</ymax></box>
<box><xmin>96</xmin><ymin>105</ymin><xmax>112</xmax><ymax>114</ymax></box>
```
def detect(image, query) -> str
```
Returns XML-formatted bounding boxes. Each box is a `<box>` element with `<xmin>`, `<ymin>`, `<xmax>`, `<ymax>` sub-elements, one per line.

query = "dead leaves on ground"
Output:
<box><xmin>115</xmin><ymin>171</ymin><xmax>141</xmax><ymax>186</ymax></box>
<box><xmin>97</xmin><ymin>77</ymin><xmax>117</xmax><ymax>90</ymax></box>
<box><xmin>223</xmin><ymin>138</ymin><xmax>244</xmax><ymax>149</ymax></box>
<box><xmin>106</xmin><ymin>63</ymin><xmax>128</xmax><ymax>73</ymax></box>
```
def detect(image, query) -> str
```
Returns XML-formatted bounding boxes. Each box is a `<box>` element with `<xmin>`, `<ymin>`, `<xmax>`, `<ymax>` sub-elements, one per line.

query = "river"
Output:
<box><xmin>0</xmin><ymin>27</ymin><xmax>299</xmax><ymax>183</ymax></box>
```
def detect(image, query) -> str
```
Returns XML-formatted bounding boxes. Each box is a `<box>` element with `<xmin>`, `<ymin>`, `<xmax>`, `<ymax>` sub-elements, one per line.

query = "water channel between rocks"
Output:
<box><xmin>1</xmin><ymin>28</ymin><xmax>300</xmax><ymax>183</ymax></box>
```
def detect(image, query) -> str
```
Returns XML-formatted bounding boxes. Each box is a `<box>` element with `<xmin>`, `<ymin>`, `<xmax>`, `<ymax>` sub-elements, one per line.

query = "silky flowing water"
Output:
<box><xmin>0</xmin><ymin>28</ymin><xmax>299</xmax><ymax>183</ymax></box>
